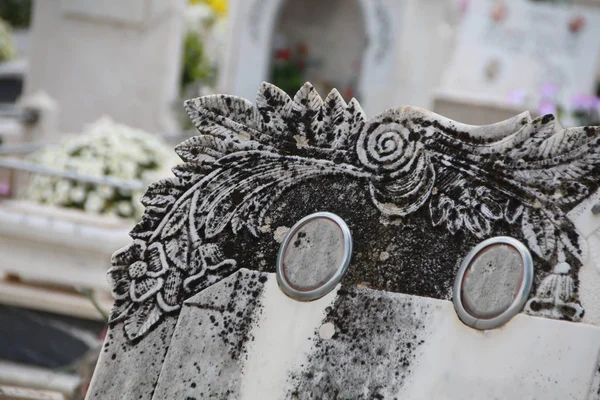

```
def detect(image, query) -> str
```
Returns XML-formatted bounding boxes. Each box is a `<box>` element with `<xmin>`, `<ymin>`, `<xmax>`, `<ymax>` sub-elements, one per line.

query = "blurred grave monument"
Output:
<box><xmin>219</xmin><ymin>0</ymin><xmax>455</xmax><ymax>116</ymax></box>
<box><xmin>23</xmin><ymin>0</ymin><xmax>186</xmax><ymax>135</ymax></box>
<box><xmin>0</xmin><ymin>116</ymin><xmax>177</xmax><ymax>320</ymax></box>
<box><xmin>0</xmin><ymin>0</ymin><xmax>188</xmax><ymax>325</ymax></box>
<box><xmin>87</xmin><ymin>82</ymin><xmax>600</xmax><ymax>399</ymax></box>
<box><xmin>434</xmin><ymin>0</ymin><xmax>600</xmax><ymax>125</ymax></box>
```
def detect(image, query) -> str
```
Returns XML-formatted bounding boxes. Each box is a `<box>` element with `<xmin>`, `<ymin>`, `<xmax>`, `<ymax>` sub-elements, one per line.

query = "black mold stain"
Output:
<box><xmin>287</xmin><ymin>287</ymin><xmax>432</xmax><ymax>398</ymax></box>
<box><xmin>89</xmin><ymin>318</ymin><xmax>177</xmax><ymax>400</ymax></box>
<box><xmin>194</xmin><ymin>271</ymin><xmax>265</xmax><ymax>361</ymax></box>
<box><xmin>217</xmin><ymin>175</ymin><xmax>547</xmax><ymax>301</ymax></box>
<box><xmin>171</xmin><ymin>271</ymin><xmax>267</xmax><ymax>399</ymax></box>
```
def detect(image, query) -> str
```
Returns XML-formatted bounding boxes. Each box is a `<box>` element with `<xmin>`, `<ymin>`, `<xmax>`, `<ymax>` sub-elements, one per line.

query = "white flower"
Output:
<box><xmin>97</xmin><ymin>185</ymin><xmax>114</xmax><ymax>199</ymax></box>
<box><xmin>72</xmin><ymin>159</ymin><xmax>104</xmax><ymax>177</ymax></box>
<box><xmin>117</xmin><ymin>161</ymin><xmax>137</xmax><ymax>179</ymax></box>
<box><xmin>70</xmin><ymin>185</ymin><xmax>87</xmax><ymax>203</ymax></box>
<box><xmin>35</xmin><ymin>175</ymin><xmax>52</xmax><ymax>188</ymax></box>
<box><xmin>116</xmin><ymin>201</ymin><xmax>134</xmax><ymax>218</ymax></box>
<box><xmin>24</xmin><ymin>185</ymin><xmax>42</xmax><ymax>202</ymax></box>
<box><xmin>54</xmin><ymin>180</ymin><xmax>71</xmax><ymax>204</ymax></box>
<box><xmin>24</xmin><ymin>118</ymin><xmax>174</xmax><ymax>219</ymax></box>
<box><xmin>84</xmin><ymin>192</ymin><xmax>104</xmax><ymax>214</ymax></box>
<box><xmin>0</xmin><ymin>19</ymin><xmax>16</xmax><ymax>62</ymax></box>
<box><xmin>185</xmin><ymin>4</ymin><xmax>215</xmax><ymax>33</ymax></box>
<box><xmin>132</xmin><ymin>196</ymin><xmax>145</xmax><ymax>220</ymax></box>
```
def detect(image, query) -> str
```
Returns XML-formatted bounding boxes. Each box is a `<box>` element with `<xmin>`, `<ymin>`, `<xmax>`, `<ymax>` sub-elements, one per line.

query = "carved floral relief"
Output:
<box><xmin>107</xmin><ymin>82</ymin><xmax>600</xmax><ymax>340</ymax></box>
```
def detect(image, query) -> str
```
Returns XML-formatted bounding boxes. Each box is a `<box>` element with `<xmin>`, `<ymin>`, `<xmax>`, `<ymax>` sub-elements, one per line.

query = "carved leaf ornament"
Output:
<box><xmin>107</xmin><ymin>82</ymin><xmax>600</xmax><ymax>340</ymax></box>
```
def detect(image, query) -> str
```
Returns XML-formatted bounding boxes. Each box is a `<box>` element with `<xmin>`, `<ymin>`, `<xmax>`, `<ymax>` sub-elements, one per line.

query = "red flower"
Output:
<box><xmin>344</xmin><ymin>87</ymin><xmax>354</xmax><ymax>100</ymax></box>
<box><xmin>297</xmin><ymin>43</ymin><xmax>308</xmax><ymax>56</ymax></box>
<box><xmin>491</xmin><ymin>4</ymin><xmax>508</xmax><ymax>23</ymax></box>
<box><xmin>275</xmin><ymin>48</ymin><xmax>291</xmax><ymax>61</ymax></box>
<box><xmin>569</xmin><ymin>15</ymin><xmax>585</xmax><ymax>34</ymax></box>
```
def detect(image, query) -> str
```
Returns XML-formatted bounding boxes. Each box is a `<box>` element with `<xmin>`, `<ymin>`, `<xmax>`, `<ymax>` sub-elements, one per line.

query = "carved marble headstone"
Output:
<box><xmin>25</xmin><ymin>0</ymin><xmax>184</xmax><ymax>134</ymax></box>
<box><xmin>87</xmin><ymin>82</ymin><xmax>600</xmax><ymax>399</ymax></box>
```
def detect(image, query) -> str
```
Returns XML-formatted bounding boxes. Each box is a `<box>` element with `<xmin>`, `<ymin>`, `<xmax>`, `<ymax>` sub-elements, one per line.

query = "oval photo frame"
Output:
<box><xmin>453</xmin><ymin>236</ymin><xmax>534</xmax><ymax>330</ymax></box>
<box><xmin>276</xmin><ymin>212</ymin><xmax>353</xmax><ymax>302</ymax></box>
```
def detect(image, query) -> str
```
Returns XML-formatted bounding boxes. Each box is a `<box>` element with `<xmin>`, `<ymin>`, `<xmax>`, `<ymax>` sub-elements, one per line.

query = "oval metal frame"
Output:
<box><xmin>276</xmin><ymin>212</ymin><xmax>353</xmax><ymax>302</ymax></box>
<box><xmin>452</xmin><ymin>236</ymin><xmax>534</xmax><ymax>330</ymax></box>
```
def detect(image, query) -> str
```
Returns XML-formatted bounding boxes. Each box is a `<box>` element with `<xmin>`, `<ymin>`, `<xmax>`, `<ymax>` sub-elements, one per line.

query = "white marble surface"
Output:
<box><xmin>0</xmin><ymin>201</ymin><xmax>130</xmax><ymax>291</ymax></box>
<box><xmin>100</xmin><ymin>270</ymin><xmax>600</xmax><ymax>399</ymax></box>
<box><xmin>86</xmin><ymin>315</ymin><xmax>178</xmax><ymax>400</ymax></box>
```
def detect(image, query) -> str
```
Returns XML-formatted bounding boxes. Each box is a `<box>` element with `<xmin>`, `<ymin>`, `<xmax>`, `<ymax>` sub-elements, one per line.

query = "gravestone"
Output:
<box><xmin>219</xmin><ymin>0</ymin><xmax>454</xmax><ymax>115</ymax></box>
<box><xmin>435</xmin><ymin>0</ymin><xmax>600</xmax><ymax>124</ymax></box>
<box><xmin>24</xmin><ymin>0</ymin><xmax>184</xmax><ymax>135</ymax></box>
<box><xmin>87</xmin><ymin>82</ymin><xmax>600</xmax><ymax>399</ymax></box>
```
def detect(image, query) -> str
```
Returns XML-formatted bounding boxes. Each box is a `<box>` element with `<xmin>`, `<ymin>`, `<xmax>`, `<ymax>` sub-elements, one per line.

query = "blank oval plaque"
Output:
<box><xmin>453</xmin><ymin>236</ymin><xmax>533</xmax><ymax>330</ymax></box>
<box><xmin>276</xmin><ymin>212</ymin><xmax>352</xmax><ymax>301</ymax></box>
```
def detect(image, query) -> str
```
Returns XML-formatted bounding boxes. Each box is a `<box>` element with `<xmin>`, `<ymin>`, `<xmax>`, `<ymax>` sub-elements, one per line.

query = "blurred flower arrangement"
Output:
<box><xmin>178</xmin><ymin>0</ymin><xmax>228</xmax><ymax>128</ymax></box>
<box><xmin>535</xmin><ymin>83</ymin><xmax>600</xmax><ymax>127</ymax></box>
<box><xmin>0</xmin><ymin>17</ymin><xmax>15</xmax><ymax>62</ymax></box>
<box><xmin>569</xmin><ymin>94</ymin><xmax>600</xmax><ymax>126</ymax></box>
<box><xmin>22</xmin><ymin>118</ymin><xmax>178</xmax><ymax>220</ymax></box>
<box><xmin>271</xmin><ymin>43</ymin><xmax>311</xmax><ymax>97</ymax></box>
<box><xmin>509</xmin><ymin>82</ymin><xmax>600</xmax><ymax>127</ymax></box>
<box><xmin>269</xmin><ymin>39</ymin><xmax>358</xmax><ymax>100</ymax></box>
<box><xmin>181</xmin><ymin>30</ymin><xmax>213</xmax><ymax>92</ymax></box>
<box><xmin>181</xmin><ymin>0</ymin><xmax>227</xmax><ymax>92</ymax></box>
<box><xmin>189</xmin><ymin>0</ymin><xmax>227</xmax><ymax>18</ymax></box>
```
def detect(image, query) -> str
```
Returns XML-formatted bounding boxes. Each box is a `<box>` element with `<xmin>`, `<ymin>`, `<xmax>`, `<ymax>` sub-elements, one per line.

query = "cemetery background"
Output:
<box><xmin>0</xmin><ymin>0</ymin><xmax>598</xmax><ymax>398</ymax></box>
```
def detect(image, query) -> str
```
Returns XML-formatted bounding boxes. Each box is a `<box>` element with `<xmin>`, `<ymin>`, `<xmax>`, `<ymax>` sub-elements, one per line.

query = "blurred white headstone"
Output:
<box><xmin>219</xmin><ymin>0</ymin><xmax>454</xmax><ymax>115</ymax></box>
<box><xmin>438</xmin><ymin>0</ymin><xmax>600</xmax><ymax>111</ymax></box>
<box><xmin>24</xmin><ymin>0</ymin><xmax>185</xmax><ymax>135</ymax></box>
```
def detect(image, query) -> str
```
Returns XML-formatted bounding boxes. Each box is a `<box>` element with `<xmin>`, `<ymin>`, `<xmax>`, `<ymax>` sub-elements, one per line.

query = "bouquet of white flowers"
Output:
<box><xmin>22</xmin><ymin>118</ymin><xmax>178</xmax><ymax>220</ymax></box>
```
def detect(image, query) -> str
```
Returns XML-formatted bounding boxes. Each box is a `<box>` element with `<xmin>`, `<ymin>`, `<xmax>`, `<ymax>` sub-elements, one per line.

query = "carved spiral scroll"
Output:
<box><xmin>357</xmin><ymin>121</ymin><xmax>435</xmax><ymax>216</ymax></box>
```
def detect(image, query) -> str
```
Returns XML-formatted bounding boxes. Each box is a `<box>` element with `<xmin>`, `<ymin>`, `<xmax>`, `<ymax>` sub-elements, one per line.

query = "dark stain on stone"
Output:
<box><xmin>217</xmin><ymin>175</ymin><xmax>545</xmax><ymax>301</ymax></box>
<box><xmin>286</xmin><ymin>287</ymin><xmax>432</xmax><ymax>398</ymax></box>
<box><xmin>541</xmin><ymin>114</ymin><xmax>554</xmax><ymax>125</ymax></box>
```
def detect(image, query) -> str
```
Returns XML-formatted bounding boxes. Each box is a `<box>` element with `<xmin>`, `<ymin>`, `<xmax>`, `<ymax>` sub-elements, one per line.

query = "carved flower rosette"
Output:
<box><xmin>357</xmin><ymin>118</ymin><xmax>435</xmax><ymax>217</ymax></box>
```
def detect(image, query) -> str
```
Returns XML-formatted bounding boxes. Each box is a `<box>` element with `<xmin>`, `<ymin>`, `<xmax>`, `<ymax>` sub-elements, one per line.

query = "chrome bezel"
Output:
<box><xmin>453</xmin><ymin>236</ymin><xmax>533</xmax><ymax>330</ymax></box>
<box><xmin>276</xmin><ymin>212</ymin><xmax>353</xmax><ymax>301</ymax></box>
